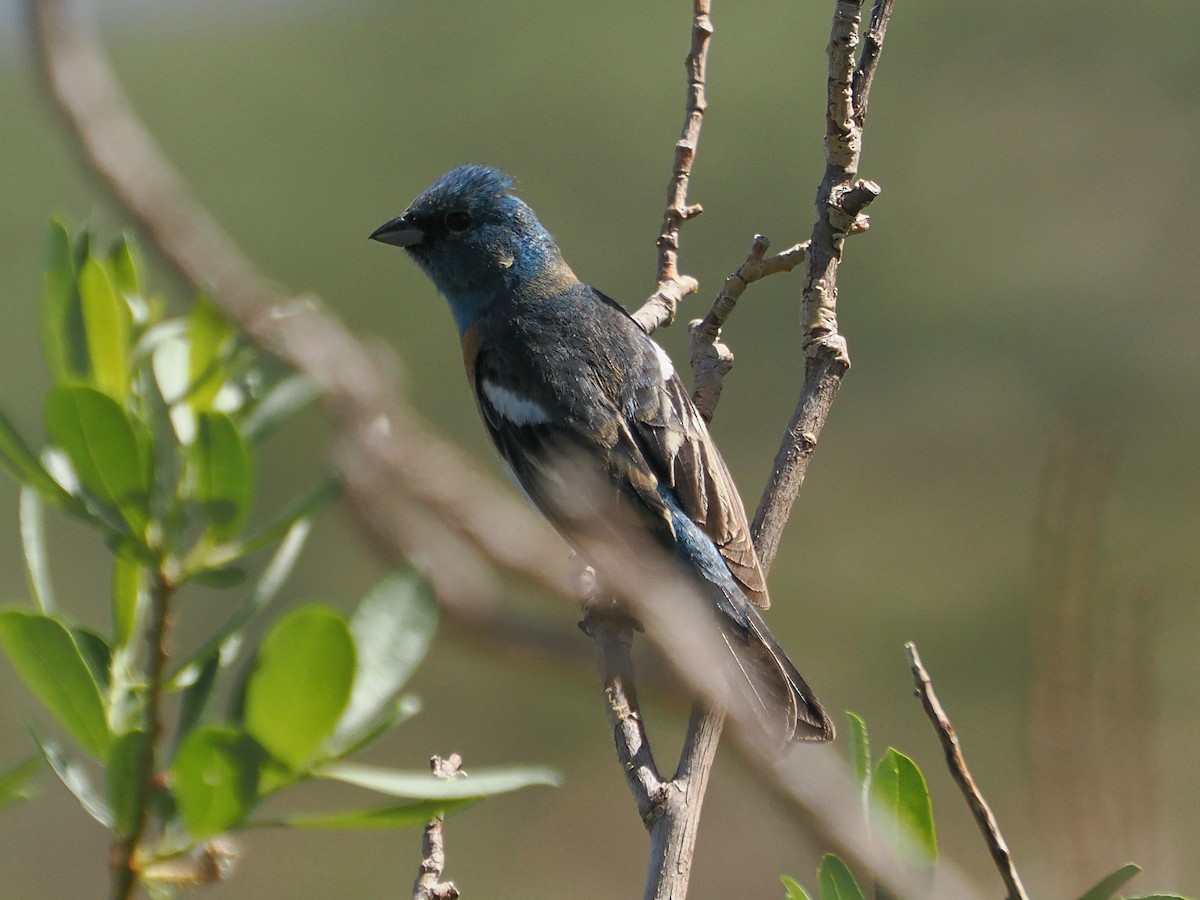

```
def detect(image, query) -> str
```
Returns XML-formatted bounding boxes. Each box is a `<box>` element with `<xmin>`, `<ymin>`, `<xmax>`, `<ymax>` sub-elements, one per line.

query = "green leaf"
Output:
<box><xmin>331</xmin><ymin>571</ymin><xmax>437</xmax><ymax>752</ymax></box>
<box><xmin>43</xmin><ymin>384</ymin><xmax>151</xmax><ymax>534</ymax></box>
<box><xmin>0</xmin><ymin>610</ymin><xmax>112</xmax><ymax>758</ymax></box>
<box><xmin>189</xmin><ymin>412</ymin><xmax>253</xmax><ymax>541</ymax></box>
<box><xmin>79</xmin><ymin>257</ymin><xmax>132</xmax><ymax>402</ymax></box>
<box><xmin>1124</xmin><ymin>895</ymin><xmax>1197</xmax><ymax>900</ymax></box>
<box><xmin>781</xmin><ymin>875</ymin><xmax>814</xmax><ymax>900</ymax></box>
<box><xmin>0</xmin><ymin>755</ymin><xmax>42</xmax><ymax>812</ymax></box>
<box><xmin>846</xmin><ymin>711</ymin><xmax>869</xmax><ymax>803</ymax></box>
<box><xmin>111</xmin><ymin>555</ymin><xmax>144</xmax><ymax>650</ymax></box>
<box><xmin>71</xmin><ymin>627</ymin><xmax>112</xmax><ymax>691</ymax></box>
<box><xmin>254</xmin><ymin>797</ymin><xmax>478</xmax><ymax>831</ymax></box>
<box><xmin>39</xmin><ymin>218</ymin><xmax>89</xmax><ymax>384</ymax></box>
<box><xmin>1076</xmin><ymin>864</ymin><xmax>1142</xmax><ymax>900</ymax></box>
<box><xmin>217</xmin><ymin>477</ymin><xmax>338</xmax><ymax>563</ymax></box>
<box><xmin>243</xmin><ymin>606</ymin><xmax>355</xmax><ymax>769</ymax></box>
<box><xmin>172</xmin><ymin>652</ymin><xmax>221</xmax><ymax>756</ymax></box>
<box><xmin>29</xmin><ymin>728</ymin><xmax>113</xmax><ymax>827</ymax></box>
<box><xmin>0</xmin><ymin>408</ymin><xmax>73</xmax><ymax>504</ymax></box>
<box><xmin>107</xmin><ymin>235</ymin><xmax>141</xmax><ymax>300</ymax></box>
<box><xmin>242</xmin><ymin>373</ymin><xmax>320</xmax><ymax>442</ymax></box>
<box><xmin>171</xmin><ymin>726</ymin><xmax>263</xmax><ymax>840</ymax></box>
<box><xmin>190</xmin><ymin>566</ymin><xmax>248</xmax><ymax>589</ymax></box>
<box><xmin>316</xmin><ymin>761</ymin><xmax>562</xmax><ymax>800</ymax></box>
<box><xmin>870</xmin><ymin>748</ymin><xmax>938</xmax><ymax>866</ymax></box>
<box><xmin>331</xmin><ymin>694</ymin><xmax>422</xmax><ymax>760</ymax></box>
<box><xmin>816</xmin><ymin>854</ymin><xmax>866</xmax><ymax>900</ymax></box>
<box><xmin>170</xmin><ymin>518</ymin><xmax>312</xmax><ymax>688</ymax></box>
<box><xmin>106</xmin><ymin>729</ymin><xmax>152</xmax><ymax>836</ymax></box>
<box><xmin>187</xmin><ymin>298</ymin><xmax>236</xmax><ymax>411</ymax></box>
<box><xmin>19</xmin><ymin>488</ymin><xmax>55</xmax><ymax>613</ymax></box>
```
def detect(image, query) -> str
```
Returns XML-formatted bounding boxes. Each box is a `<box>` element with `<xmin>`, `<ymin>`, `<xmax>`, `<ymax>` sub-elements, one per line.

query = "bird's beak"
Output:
<box><xmin>369</xmin><ymin>214</ymin><xmax>425</xmax><ymax>247</ymax></box>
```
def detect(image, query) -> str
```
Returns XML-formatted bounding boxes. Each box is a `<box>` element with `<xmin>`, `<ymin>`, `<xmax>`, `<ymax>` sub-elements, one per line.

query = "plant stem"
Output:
<box><xmin>110</xmin><ymin>566</ymin><xmax>173</xmax><ymax>900</ymax></box>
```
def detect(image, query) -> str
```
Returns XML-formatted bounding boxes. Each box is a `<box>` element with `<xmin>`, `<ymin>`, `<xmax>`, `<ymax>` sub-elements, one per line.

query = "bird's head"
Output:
<box><xmin>371</xmin><ymin>165</ymin><xmax>575</xmax><ymax>333</ymax></box>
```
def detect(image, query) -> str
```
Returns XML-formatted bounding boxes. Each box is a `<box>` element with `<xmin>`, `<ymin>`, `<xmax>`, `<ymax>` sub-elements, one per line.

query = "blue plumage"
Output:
<box><xmin>371</xmin><ymin>165</ymin><xmax>833</xmax><ymax>743</ymax></box>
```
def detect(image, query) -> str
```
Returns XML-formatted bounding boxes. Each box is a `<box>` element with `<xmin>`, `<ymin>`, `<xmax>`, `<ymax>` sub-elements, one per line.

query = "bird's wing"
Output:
<box><xmin>472</xmin><ymin>345</ymin><xmax>677</xmax><ymax>547</ymax></box>
<box><xmin>620</xmin><ymin>336</ymin><xmax>771</xmax><ymax>609</ymax></box>
<box><xmin>471</xmin><ymin>305</ymin><xmax>770</xmax><ymax>609</ymax></box>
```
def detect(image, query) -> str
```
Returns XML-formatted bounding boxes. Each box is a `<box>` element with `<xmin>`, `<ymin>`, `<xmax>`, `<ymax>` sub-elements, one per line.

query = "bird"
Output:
<box><xmin>370</xmin><ymin>164</ymin><xmax>833</xmax><ymax>743</ymax></box>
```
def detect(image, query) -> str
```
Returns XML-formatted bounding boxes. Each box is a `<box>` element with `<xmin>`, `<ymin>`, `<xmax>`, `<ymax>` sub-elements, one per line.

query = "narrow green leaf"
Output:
<box><xmin>242</xmin><ymin>373</ymin><xmax>320</xmax><ymax>443</ymax></box>
<box><xmin>0</xmin><ymin>755</ymin><xmax>43</xmax><ymax>812</ymax></box>
<box><xmin>244</xmin><ymin>606</ymin><xmax>355</xmax><ymax>769</ymax></box>
<box><xmin>331</xmin><ymin>695</ymin><xmax>422</xmax><ymax>760</ymax></box>
<box><xmin>106</xmin><ymin>730</ymin><xmax>152</xmax><ymax>836</ymax></box>
<box><xmin>79</xmin><ymin>257</ymin><xmax>132</xmax><ymax>402</ymax></box>
<box><xmin>870</xmin><ymin>748</ymin><xmax>938</xmax><ymax>866</ymax></box>
<box><xmin>254</xmin><ymin>797</ymin><xmax>477</xmax><ymax>831</ymax></box>
<box><xmin>1124</xmin><ymin>895</ymin><xmax>1197</xmax><ymax>900</ymax></box>
<box><xmin>111</xmin><ymin>555</ymin><xmax>144</xmax><ymax>650</ymax></box>
<box><xmin>171</xmin><ymin>726</ymin><xmax>262</xmax><ymax>840</ymax></box>
<box><xmin>0</xmin><ymin>409</ymin><xmax>73</xmax><ymax>504</ymax></box>
<box><xmin>816</xmin><ymin>854</ymin><xmax>866</xmax><ymax>900</ymax></box>
<box><xmin>187</xmin><ymin>298</ymin><xmax>236</xmax><ymax>411</ymax></box>
<box><xmin>781</xmin><ymin>875</ymin><xmax>814</xmax><ymax>900</ymax></box>
<box><xmin>169</xmin><ymin>518</ymin><xmax>312</xmax><ymax>687</ymax></box>
<box><xmin>217</xmin><ymin>478</ymin><xmax>338</xmax><ymax>563</ymax></box>
<box><xmin>845</xmin><ymin>711</ymin><xmax>869</xmax><ymax>802</ymax></box>
<box><xmin>171</xmin><ymin>653</ymin><xmax>220</xmax><ymax>754</ymax></box>
<box><xmin>316</xmin><ymin>761</ymin><xmax>562</xmax><ymax>800</ymax></box>
<box><xmin>190</xmin><ymin>566</ymin><xmax>248</xmax><ymax>589</ymax></box>
<box><xmin>107</xmin><ymin>235</ymin><xmax>141</xmax><ymax>300</ymax></box>
<box><xmin>19</xmin><ymin>488</ymin><xmax>55</xmax><ymax>613</ymax></box>
<box><xmin>1076</xmin><ymin>864</ymin><xmax>1142</xmax><ymax>900</ymax></box>
<box><xmin>71</xmin><ymin>627</ymin><xmax>112</xmax><ymax>690</ymax></box>
<box><xmin>43</xmin><ymin>384</ymin><xmax>150</xmax><ymax>534</ymax></box>
<box><xmin>0</xmin><ymin>610</ymin><xmax>112</xmax><ymax>758</ymax></box>
<box><xmin>189</xmin><ymin>412</ymin><xmax>253</xmax><ymax>541</ymax></box>
<box><xmin>331</xmin><ymin>571</ymin><xmax>437</xmax><ymax>751</ymax></box>
<box><xmin>28</xmin><ymin>728</ymin><xmax>113</xmax><ymax>827</ymax></box>
<box><xmin>39</xmin><ymin>218</ymin><xmax>89</xmax><ymax>384</ymax></box>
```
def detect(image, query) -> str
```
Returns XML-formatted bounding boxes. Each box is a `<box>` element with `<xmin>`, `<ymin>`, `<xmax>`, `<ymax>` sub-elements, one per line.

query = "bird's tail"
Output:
<box><xmin>714</xmin><ymin>590</ymin><xmax>834</xmax><ymax>744</ymax></box>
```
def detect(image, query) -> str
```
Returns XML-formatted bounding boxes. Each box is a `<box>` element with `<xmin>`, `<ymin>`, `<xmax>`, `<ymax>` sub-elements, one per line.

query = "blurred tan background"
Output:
<box><xmin>0</xmin><ymin>1</ymin><xmax>1197</xmax><ymax>897</ymax></box>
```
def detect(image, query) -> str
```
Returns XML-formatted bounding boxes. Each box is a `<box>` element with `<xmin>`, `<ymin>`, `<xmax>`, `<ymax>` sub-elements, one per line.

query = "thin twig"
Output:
<box><xmin>632</xmin><ymin>0</ymin><xmax>713</xmax><ymax>334</ymax></box>
<box><xmin>588</xmin><ymin>615</ymin><xmax>664</xmax><ymax>823</ymax></box>
<box><xmin>906</xmin><ymin>643</ymin><xmax>1030</xmax><ymax>900</ymax></box>
<box><xmin>411</xmin><ymin>756</ymin><xmax>464</xmax><ymax>900</ymax></box>
<box><xmin>689</xmin><ymin>236</ymin><xmax>809</xmax><ymax>421</ymax></box>
<box><xmin>412</xmin><ymin>818</ymin><xmax>459</xmax><ymax>900</ymax></box>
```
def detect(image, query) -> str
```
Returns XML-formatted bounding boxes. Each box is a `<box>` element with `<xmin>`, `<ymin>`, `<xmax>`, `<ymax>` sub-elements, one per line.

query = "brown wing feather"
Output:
<box><xmin>629</xmin><ymin>370</ymin><xmax>771</xmax><ymax>609</ymax></box>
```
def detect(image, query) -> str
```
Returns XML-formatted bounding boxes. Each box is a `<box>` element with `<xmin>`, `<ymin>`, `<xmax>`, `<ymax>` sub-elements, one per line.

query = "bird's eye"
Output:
<box><xmin>444</xmin><ymin>211</ymin><xmax>472</xmax><ymax>233</ymax></box>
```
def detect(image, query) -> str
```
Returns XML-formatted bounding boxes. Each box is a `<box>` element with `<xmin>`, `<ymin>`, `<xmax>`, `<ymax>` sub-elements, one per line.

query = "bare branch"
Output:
<box><xmin>852</xmin><ymin>0</ymin><xmax>898</xmax><ymax>126</ymax></box>
<box><xmin>751</xmin><ymin>0</ymin><xmax>890</xmax><ymax>572</ymax></box>
<box><xmin>632</xmin><ymin>0</ymin><xmax>713</xmax><ymax>333</ymax></box>
<box><xmin>411</xmin><ymin>756</ymin><xmax>464</xmax><ymax>900</ymax></box>
<box><xmin>588</xmin><ymin>615</ymin><xmax>665</xmax><ymax>823</ymax></box>
<box><xmin>906</xmin><ymin>643</ymin><xmax>1030</xmax><ymax>900</ymax></box>
<box><xmin>411</xmin><ymin>817</ymin><xmax>458</xmax><ymax>900</ymax></box>
<box><xmin>689</xmin><ymin>236</ymin><xmax>809</xmax><ymax>421</ymax></box>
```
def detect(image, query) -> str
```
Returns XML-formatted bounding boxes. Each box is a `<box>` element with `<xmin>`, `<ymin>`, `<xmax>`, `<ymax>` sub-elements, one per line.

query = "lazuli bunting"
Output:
<box><xmin>371</xmin><ymin>165</ymin><xmax>832</xmax><ymax>743</ymax></box>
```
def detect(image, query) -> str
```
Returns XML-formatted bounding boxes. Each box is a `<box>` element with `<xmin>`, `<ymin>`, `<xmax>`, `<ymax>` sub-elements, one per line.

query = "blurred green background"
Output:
<box><xmin>1</xmin><ymin>1</ymin><xmax>1197</xmax><ymax>897</ymax></box>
